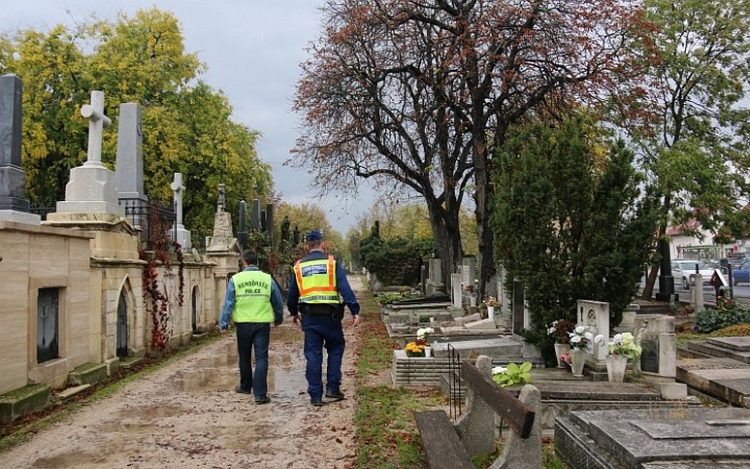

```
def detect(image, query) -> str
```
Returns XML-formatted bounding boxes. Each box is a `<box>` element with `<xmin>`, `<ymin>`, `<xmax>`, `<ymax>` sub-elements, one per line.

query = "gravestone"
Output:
<box><xmin>634</xmin><ymin>315</ymin><xmax>676</xmax><ymax>379</ymax></box>
<box><xmin>0</xmin><ymin>74</ymin><xmax>39</xmax><ymax>224</ymax></box>
<box><xmin>512</xmin><ymin>281</ymin><xmax>525</xmax><ymax>334</ymax></box>
<box><xmin>115</xmin><ymin>103</ymin><xmax>146</xmax><ymax>201</ymax></box>
<box><xmin>251</xmin><ymin>198</ymin><xmax>260</xmax><ymax>231</ymax></box>
<box><xmin>265</xmin><ymin>203</ymin><xmax>274</xmax><ymax>247</ymax></box>
<box><xmin>451</xmin><ymin>273</ymin><xmax>462</xmax><ymax>309</ymax></box>
<box><xmin>462</xmin><ymin>256</ymin><xmax>476</xmax><ymax>291</ymax></box>
<box><xmin>425</xmin><ymin>257</ymin><xmax>444</xmax><ymax>295</ymax></box>
<box><xmin>237</xmin><ymin>200</ymin><xmax>248</xmax><ymax>250</ymax></box>
<box><xmin>115</xmin><ymin>102</ymin><xmax>148</xmax><ymax>231</ymax></box>
<box><xmin>556</xmin><ymin>407</ymin><xmax>750</xmax><ymax>468</ymax></box>
<box><xmin>52</xmin><ymin>90</ymin><xmax>124</xmax><ymax>217</ymax></box>
<box><xmin>577</xmin><ymin>300</ymin><xmax>609</xmax><ymax>363</ymax></box>
<box><xmin>170</xmin><ymin>173</ymin><xmax>191</xmax><ymax>249</ymax></box>
<box><xmin>206</xmin><ymin>183</ymin><xmax>235</xmax><ymax>251</ymax></box>
<box><xmin>497</xmin><ymin>263</ymin><xmax>512</xmax><ymax>326</ymax></box>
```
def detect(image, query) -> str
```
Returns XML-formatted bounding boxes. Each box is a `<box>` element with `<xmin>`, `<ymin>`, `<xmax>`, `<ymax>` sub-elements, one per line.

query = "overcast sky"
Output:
<box><xmin>2</xmin><ymin>0</ymin><xmax>374</xmax><ymax>235</ymax></box>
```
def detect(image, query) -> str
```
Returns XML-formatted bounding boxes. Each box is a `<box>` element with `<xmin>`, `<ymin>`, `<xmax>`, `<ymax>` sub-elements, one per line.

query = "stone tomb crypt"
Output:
<box><xmin>0</xmin><ymin>79</ymin><xmax>242</xmax><ymax>423</ymax></box>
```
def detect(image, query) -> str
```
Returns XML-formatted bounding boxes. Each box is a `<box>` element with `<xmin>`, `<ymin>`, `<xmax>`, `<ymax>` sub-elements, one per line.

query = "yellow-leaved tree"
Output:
<box><xmin>0</xmin><ymin>8</ymin><xmax>273</xmax><ymax>246</ymax></box>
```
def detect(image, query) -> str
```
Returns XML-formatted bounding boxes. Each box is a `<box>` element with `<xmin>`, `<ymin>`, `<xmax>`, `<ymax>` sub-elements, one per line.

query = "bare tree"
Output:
<box><xmin>292</xmin><ymin>0</ymin><xmax>646</xmax><ymax>294</ymax></box>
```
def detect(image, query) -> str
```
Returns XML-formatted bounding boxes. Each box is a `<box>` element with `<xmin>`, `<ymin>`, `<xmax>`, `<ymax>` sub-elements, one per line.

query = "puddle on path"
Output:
<box><xmin>175</xmin><ymin>325</ymin><xmax>309</xmax><ymax>399</ymax></box>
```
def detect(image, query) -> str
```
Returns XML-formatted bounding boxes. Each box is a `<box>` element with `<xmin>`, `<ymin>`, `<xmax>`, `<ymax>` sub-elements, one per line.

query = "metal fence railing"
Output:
<box><xmin>119</xmin><ymin>198</ymin><xmax>176</xmax><ymax>251</ymax></box>
<box><xmin>447</xmin><ymin>343</ymin><xmax>463</xmax><ymax>420</ymax></box>
<box><xmin>29</xmin><ymin>198</ymin><xmax>176</xmax><ymax>251</ymax></box>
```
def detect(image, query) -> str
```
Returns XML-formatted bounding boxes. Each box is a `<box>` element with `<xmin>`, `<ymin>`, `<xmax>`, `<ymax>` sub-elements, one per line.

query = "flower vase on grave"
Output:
<box><xmin>487</xmin><ymin>306</ymin><xmax>495</xmax><ymax>322</ymax></box>
<box><xmin>554</xmin><ymin>343</ymin><xmax>570</xmax><ymax>368</ymax></box>
<box><xmin>424</xmin><ymin>346</ymin><xmax>432</xmax><ymax>358</ymax></box>
<box><xmin>606</xmin><ymin>354</ymin><xmax>629</xmax><ymax>383</ymax></box>
<box><xmin>570</xmin><ymin>349</ymin><xmax>586</xmax><ymax>377</ymax></box>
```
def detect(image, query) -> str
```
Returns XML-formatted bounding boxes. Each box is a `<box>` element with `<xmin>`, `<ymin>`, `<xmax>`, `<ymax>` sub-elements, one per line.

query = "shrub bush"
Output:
<box><xmin>693</xmin><ymin>298</ymin><xmax>750</xmax><ymax>333</ymax></box>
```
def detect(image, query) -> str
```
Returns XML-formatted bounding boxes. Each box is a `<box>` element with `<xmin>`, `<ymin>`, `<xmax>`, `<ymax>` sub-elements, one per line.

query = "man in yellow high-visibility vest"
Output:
<box><xmin>287</xmin><ymin>230</ymin><xmax>360</xmax><ymax>407</ymax></box>
<box><xmin>219</xmin><ymin>250</ymin><xmax>284</xmax><ymax>404</ymax></box>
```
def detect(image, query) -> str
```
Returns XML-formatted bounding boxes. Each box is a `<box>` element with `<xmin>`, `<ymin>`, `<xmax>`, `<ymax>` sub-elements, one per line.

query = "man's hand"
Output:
<box><xmin>221</xmin><ymin>328</ymin><xmax>228</xmax><ymax>338</ymax></box>
<box><xmin>351</xmin><ymin>315</ymin><xmax>360</xmax><ymax>327</ymax></box>
<box><xmin>291</xmin><ymin>315</ymin><xmax>301</xmax><ymax>329</ymax></box>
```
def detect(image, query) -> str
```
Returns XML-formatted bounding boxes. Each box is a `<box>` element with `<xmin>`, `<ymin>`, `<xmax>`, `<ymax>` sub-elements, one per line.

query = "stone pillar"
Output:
<box><xmin>0</xmin><ymin>74</ymin><xmax>39</xmax><ymax>224</ymax></box>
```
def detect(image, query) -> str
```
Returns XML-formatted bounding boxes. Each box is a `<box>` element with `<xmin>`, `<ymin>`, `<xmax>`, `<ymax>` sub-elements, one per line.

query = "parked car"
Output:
<box><xmin>727</xmin><ymin>253</ymin><xmax>747</xmax><ymax>270</ymax></box>
<box><xmin>732</xmin><ymin>258</ymin><xmax>750</xmax><ymax>285</ymax></box>
<box><xmin>670</xmin><ymin>259</ymin><xmax>715</xmax><ymax>289</ymax></box>
<box><xmin>704</xmin><ymin>260</ymin><xmax>728</xmax><ymax>275</ymax></box>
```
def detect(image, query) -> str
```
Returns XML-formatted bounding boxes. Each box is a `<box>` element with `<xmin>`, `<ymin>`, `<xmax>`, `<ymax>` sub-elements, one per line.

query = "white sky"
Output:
<box><xmin>1</xmin><ymin>0</ymin><xmax>375</xmax><ymax>234</ymax></box>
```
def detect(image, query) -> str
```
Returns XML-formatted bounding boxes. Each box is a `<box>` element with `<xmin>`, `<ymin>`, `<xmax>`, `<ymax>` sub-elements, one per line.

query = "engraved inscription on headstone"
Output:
<box><xmin>641</xmin><ymin>339</ymin><xmax>659</xmax><ymax>373</ymax></box>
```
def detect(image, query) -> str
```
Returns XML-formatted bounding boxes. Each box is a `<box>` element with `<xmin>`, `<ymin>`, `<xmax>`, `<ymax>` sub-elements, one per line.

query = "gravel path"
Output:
<box><xmin>1</xmin><ymin>277</ymin><xmax>366</xmax><ymax>469</ymax></box>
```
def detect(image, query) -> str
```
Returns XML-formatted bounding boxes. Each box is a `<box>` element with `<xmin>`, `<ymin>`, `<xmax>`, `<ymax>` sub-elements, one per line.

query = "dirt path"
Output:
<box><xmin>1</xmin><ymin>277</ymin><xmax>366</xmax><ymax>469</ymax></box>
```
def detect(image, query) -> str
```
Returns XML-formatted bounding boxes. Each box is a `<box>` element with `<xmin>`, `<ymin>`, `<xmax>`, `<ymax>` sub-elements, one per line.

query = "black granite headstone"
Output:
<box><xmin>0</xmin><ymin>74</ymin><xmax>30</xmax><ymax>211</ymax></box>
<box><xmin>251</xmin><ymin>198</ymin><xmax>260</xmax><ymax>231</ymax></box>
<box><xmin>238</xmin><ymin>200</ymin><xmax>248</xmax><ymax>250</ymax></box>
<box><xmin>265</xmin><ymin>203</ymin><xmax>274</xmax><ymax>247</ymax></box>
<box><xmin>640</xmin><ymin>338</ymin><xmax>659</xmax><ymax>373</ymax></box>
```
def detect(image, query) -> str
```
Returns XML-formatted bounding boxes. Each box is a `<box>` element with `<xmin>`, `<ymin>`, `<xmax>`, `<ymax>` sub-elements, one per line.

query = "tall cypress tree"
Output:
<box><xmin>491</xmin><ymin>114</ymin><xmax>659</xmax><ymax>364</ymax></box>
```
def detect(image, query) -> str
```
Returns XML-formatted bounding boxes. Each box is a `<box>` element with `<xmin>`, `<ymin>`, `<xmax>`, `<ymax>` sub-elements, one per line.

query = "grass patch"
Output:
<box><xmin>0</xmin><ymin>331</ymin><xmax>222</xmax><ymax>452</ymax></box>
<box><xmin>676</xmin><ymin>332</ymin><xmax>709</xmax><ymax>348</ymax></box>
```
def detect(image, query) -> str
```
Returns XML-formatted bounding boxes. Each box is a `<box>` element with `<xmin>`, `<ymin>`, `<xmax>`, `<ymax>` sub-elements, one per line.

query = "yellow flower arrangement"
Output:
<box><xmin>405</xmin><ymin>341</ymin><xmax>426</xmax><ymax>357</ymax></box>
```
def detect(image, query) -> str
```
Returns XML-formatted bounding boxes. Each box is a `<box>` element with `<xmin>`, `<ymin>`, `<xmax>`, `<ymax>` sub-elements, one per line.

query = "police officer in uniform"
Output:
<box><xmin>219</xmin><ymin>250</ymin><xmax>284</xmax><ymax>404</ymax></box>
<box><xmin>287</xmin><ymin>230</ymin><xmax>360</xmax><ymax>406</ymax></box>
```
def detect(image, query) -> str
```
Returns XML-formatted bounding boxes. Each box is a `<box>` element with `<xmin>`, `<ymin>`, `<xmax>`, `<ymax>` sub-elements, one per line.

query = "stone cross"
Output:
<box><xmin>170</xmin><ymin>173</ymin><xmax>185</xmax><ymax>226</ymax></box>
<box><xmin>81</xmin><ymin>91</ymin><xmax>111</xmax><ymax>166</ymax></box>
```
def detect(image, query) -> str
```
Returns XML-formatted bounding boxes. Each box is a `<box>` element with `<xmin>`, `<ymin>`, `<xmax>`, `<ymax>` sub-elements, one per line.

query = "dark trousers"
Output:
<box><xmin>235</xmin><ymin>322</ymin><xmax>271</xmax><ymax>398</ymax></box>
<box><xmin>301</xmin><ymin>315</ymin><xmax>345</xmax><ymax>399</ymax></box>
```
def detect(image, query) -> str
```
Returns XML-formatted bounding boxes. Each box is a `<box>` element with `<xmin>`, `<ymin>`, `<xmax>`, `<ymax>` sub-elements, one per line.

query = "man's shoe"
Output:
<box><xmin>234</xmin><ymin>385</ymin><xmax>251</xmax><ymax>394</ymax></box>
<box><xmin>325</xmin><ymin>390</ymin><xmax>345</xmax><ymax>401</ymax></box>
<box><xmin>255</xmin><ymin>395</ymin><xmax>271</xmax><ymax>404</ymax></box>
<box><xmin>311</xmin><ymin>397</ymin><xmax>324</xmax><ymax>407</ymax></box>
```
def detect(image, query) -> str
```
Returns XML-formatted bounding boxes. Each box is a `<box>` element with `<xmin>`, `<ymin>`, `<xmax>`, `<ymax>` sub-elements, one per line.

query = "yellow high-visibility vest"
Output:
<box><xmin>294</xmin><ymin>255</ymin><xmax>339</xmax><ymax>304</ymax></box>
<box><xmin>232</xmin><ymin>270</ymin><xmax>274</xmax><ymax>323</ymax></box>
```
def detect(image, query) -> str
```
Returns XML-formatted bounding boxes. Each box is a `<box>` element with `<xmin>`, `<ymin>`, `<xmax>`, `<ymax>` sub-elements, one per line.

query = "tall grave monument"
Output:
<box><xmin>0</xmin><ymin>74</ymin><xmax>41</xmax><ymax>225</ymax></box>
<box><xmin>0</xmin><ymin>74</ymin><xmax>39</xmax><ymax>224</ymax></box>
<box><xmin>51</xmin><ymin>90</ymin><xmax>124</xmax><ymax>218</ymax></box>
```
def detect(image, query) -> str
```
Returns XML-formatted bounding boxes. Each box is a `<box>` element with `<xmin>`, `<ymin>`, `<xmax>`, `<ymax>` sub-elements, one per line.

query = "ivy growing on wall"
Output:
<box><xmin>140</xmin><ymin>208</ymin><xmax>185</xmax><ymax>354</ymax></box>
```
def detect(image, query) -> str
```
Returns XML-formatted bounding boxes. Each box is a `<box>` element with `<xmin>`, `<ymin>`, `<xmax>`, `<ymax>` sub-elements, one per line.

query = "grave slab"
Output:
<box><xmin>465</xmin><ymin>318</ymin><xmax>496</xmax><ymax>330</ymax></box>
<box><xmin>707</xmin><ymin>337</ymin><xmax>750</xmax><ymax>352</ymax></box>
<box><xmin>432</xmin><ymin>337</ymin><xmax>522</xmax><ymax>358</ymax></box>
<box><xmin>677</xmin><ymin>357</ymin><xmax>750</xmax><ymax>407</ymax></box>
<box><xmin>556</xmin><ymin>407</ymin><xmax>750</xmax><ymax>469</ymax></box>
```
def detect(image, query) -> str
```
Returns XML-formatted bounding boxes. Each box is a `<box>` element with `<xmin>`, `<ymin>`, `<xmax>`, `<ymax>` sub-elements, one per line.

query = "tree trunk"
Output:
<box><xmin>427</xmin><ymin>204</ymin><xmax>462</xmax><ymax>292</ymax></box>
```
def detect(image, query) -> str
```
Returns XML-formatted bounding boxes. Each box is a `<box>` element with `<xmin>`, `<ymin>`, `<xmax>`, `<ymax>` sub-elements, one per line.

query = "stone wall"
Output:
<box><xmin>0</xmin><ymin>220</ymin><xmax>230</xmax><ymax>396</ymax></box>
<box><xmin>0</xmin><ymin>221</ymin><xmax>94</xmax><ymax>394</ymax></box>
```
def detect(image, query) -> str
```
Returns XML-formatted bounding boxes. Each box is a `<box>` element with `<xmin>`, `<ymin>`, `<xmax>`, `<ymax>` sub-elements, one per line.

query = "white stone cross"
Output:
<box><xmin>80</xmin><ymin>90</ymin><xmax>111</xmax><ymax>166</ymax></box>
<box><xmin>170</xmin><ymin>173</ymin><xmax>185</xmax><ymax>226</ymax></box>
